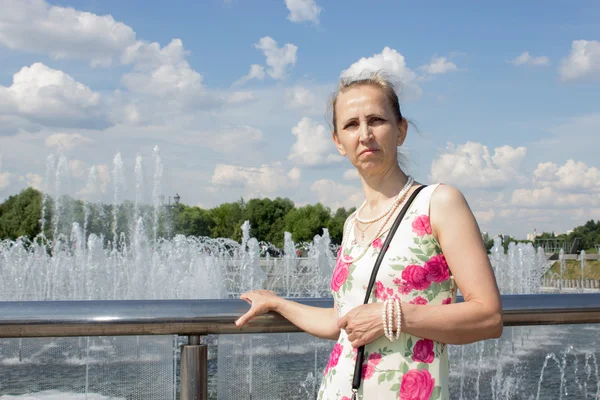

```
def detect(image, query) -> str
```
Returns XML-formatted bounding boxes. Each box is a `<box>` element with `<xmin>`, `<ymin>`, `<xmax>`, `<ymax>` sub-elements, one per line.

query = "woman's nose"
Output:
<box><xmin>359</xmin><ymin>122</ymin><xmax>371</xmax><ymax>141</ymax></box>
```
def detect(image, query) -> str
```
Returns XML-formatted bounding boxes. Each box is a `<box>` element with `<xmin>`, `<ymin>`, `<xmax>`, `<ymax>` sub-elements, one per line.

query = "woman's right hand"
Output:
<box><xmin>235</xmin><ymin>290</ymin><xmax>281</xmax><ymax>327</ymax></box>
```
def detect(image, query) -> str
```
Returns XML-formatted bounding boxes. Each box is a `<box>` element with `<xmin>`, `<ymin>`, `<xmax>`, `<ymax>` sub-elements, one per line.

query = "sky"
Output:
<box><xmin>0</xmin><ymin>0</ymin><xmax>599</xmax><ymax>239</ymax></box>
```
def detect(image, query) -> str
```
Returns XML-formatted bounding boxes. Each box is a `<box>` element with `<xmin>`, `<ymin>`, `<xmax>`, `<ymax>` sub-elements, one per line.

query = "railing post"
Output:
<box><xmin>180</xmin><ymin>334</ymin><xmax>207</xmax><ymax>400</ymax></box>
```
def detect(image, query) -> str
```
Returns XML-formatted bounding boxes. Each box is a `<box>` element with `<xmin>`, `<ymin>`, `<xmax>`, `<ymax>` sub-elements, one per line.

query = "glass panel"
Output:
<box><xmin>0</xmin><ymin>336</ymin><xmax>176</xmax><ymax>400</ymax></box>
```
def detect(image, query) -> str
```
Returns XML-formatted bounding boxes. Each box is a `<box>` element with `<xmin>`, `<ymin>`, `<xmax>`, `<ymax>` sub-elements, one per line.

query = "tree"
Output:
<box><xmin>284</xmin><ymin>203</ymin><xmax>332</xmax><ymax>243</ymax></box>
<box><xmin>327</xmin><ymin>207</ymin><xmax>356</xmax><ymax>245</ymax></box>
<box><xmin>209</xmin><ymin>200</ymin><xmax>245</xmax><ymax>240</ymax></box>
<box><xmin>174</xmin><ymin>205</ymin><xmax>214</xmax><ymax>237</ymax></box>
<box><xmin>243</xmin><ymin>197</ymin><xmax>294</xmax><ymax>247</ymax></box>
<box><xmin>0</xmin><ymin>188</ymin><xmax>45</xmax><ymax>240</ymax></box>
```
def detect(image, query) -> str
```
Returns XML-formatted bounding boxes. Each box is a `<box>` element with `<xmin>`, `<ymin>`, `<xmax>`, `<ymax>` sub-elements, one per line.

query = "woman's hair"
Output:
<box><xmin>327</xmin><ymin>70</ymin><xmax>410</xmax><ymax>170</ymax></box>
<box><xmin>327</xmin><ymin>70</ymin><xmax>403</xmax><ymax>134</ymax></box>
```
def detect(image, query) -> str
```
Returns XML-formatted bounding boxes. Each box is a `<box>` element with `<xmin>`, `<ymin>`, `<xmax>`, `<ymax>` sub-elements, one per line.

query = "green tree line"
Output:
<box><xmin>0</xmin><ymin>188</ymin><xmax>355</xmax><ymax>248</ymax></box>
<box><xmin>2</xmin><ymin>187</ymin><xmax>599</xmax><ymax>253</ymax></box>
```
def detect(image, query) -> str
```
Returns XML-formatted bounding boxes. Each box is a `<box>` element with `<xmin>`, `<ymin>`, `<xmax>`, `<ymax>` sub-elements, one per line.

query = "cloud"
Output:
<box><xmin>510</xmin><ymin>51</ymin><xmax>549</xmax><ymax>66</ymax></box>
<box><xmin>559</xmin><ymin>40</ymin><xmax>600</xmax><ymax>81</ymax></box>
<box><xmin>510</xmin><ymin>186</ymin><xmax>600</xmax><ymax>209</ymax></box>
<box><xmin>0</xmin><ymin>63</ymin><xmax>109</xmax><ymax>130</ymax></box>
<box><xmin>285</xmin><ymin>0</ymin><xmax>321</xmax><ymax>24</ymax></box>
<box><xmin>255</xmin><ymin>37</ymin><xmax>298</xmax><ymax>80</ymax></box>
<box><xmin>0</xmin><ymin>155</ymin><xmax>10</xmax><ymax>192</ymax></box>
<box><xmin>288</xmin><ymin>167</ymin><xmax>302</xmax><ymax>181</ymax></box>
<box><xmin>474</xmin><ymin>209</ymin><xmax>495</xmax><ymax>224</ymax></box>
<box><xmin>288</xmin><ymin>117</ymin><xmax>343</xmax><ymax>166</ymax></box>
<box><xmin>211</xmin><ymin>162</ymin><xmax>298</xmax><ymax>197</ymax></box>
<box><xmin>121</xmin><ymin>39</ymin><xmax>204</xmax><ymax>97</ymax></box>
<box><xmin>430</xmin><ymin>141</ymin><xmax>527</xmax><ymax>189</ymax></box>
<box><xmin>285</xmin><ymin>85</ymin><xmax>318</xmax><ymax>109</ymax></box>
<box><xmin>343</xmin><ymin>169</ymin><xmax>359</xmax><ymax>180</ymax></box>
<box><xmin>340</xmin><ymin>47</ymin><xmax>421</xmax><ymax>101</ymax></box>
<box><xmin>532</xmin><ymin>160</ymin><xmax>600</xmax><ymax>192</ymax></box>
<box><xmin>227</xmin><ymin>91</ymin><xmax>255</xmax><ymax>104</ymax></box>
<box><xmin>19</xmin><ymin>172</ymin><xmax>44</xmax><ymax>191</ymax></box>
<box><xmin>420</xmin><ymin>56</ymin><xmax>458</xmax><ymax>74</ymax></box>
<box><xmin>233</xmin><ymin>65</ymin><xmax>266</xmax><ymax>86</ymax></box>
<box><xmin>45</xmin><ymin>133</ymin><xmax>93</xmax><ymax>151</ymax></box>
<box><xmin>0</xmin><ymin>0</ymin><xmax>137</xmax><ymax>67</ymax></box>
<box><xmin>311</xmin><ymin>179</ymin><xmax>362</xmax><ymax>209</ymax></box>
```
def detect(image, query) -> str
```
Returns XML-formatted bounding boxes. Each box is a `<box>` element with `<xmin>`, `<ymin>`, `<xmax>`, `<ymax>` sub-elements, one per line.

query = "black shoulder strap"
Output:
<box><xmin>351</xmin><ymin>184</ymin><xmax>427</xmax><ymax>393</ymax></box>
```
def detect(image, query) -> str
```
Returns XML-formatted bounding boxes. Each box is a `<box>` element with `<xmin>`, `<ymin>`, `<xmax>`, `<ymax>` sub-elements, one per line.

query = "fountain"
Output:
<box><xmin>0</xmin><ymin>149</ymin><xmax>599</xmax><ymax>399</ymax></box>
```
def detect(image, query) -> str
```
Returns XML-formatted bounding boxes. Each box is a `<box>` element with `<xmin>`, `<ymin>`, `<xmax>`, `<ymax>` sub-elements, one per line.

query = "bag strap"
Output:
<box><xmin>351</xmin><ymin>185</ymin><xmax>428</xmax><ymax>396</ymax></box>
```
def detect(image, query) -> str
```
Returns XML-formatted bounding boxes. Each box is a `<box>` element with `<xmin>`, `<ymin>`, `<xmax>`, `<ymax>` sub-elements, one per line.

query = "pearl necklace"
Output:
<box><xmin>341</xmin><ymin>198</ymin><xmax>401</xmax><ymax>264</ymax></box>
<box><xmin>355</xmin><ymin>176</ymin><xmax>414</xmax><ymax>224</ymax></box>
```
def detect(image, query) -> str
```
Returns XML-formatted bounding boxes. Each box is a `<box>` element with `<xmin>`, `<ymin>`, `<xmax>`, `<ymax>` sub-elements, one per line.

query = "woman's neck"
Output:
<box><xmin>358</xmin><ymin>165</ymin><xmax>409</xmax><ymax>215</ymax></box>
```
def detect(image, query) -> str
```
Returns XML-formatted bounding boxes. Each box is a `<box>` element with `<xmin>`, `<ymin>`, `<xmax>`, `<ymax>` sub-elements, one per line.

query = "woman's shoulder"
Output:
<box><xmin>428</xmin><ymin>183</ymin><xmax>467</xmax><ymax>210</ymax></box>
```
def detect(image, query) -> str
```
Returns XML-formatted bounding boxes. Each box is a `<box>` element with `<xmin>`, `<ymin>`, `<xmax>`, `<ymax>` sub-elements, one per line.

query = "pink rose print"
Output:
<box><xmin>399</xmin><ymin>368</ymin><xmax>435</xmax><ymax>400</ymax></box>
<box><xmin>394</xmin><ymin>278</ymin><xmax>413</xmax><ymax>295</ymax></box>
<box><xmin>411</xmin><ymin>339</ymin><xmax>435</xmax><ymax>364</ymax></box>
<box><xmin>362</xmin><ymin>362</ymin><xmax>375</xmax><ymax>379</ymax></box>
<box><xmin>411</xmin><ymin>215</ymin><xmax>432</xmax><ymax>237</ymax></box>
<box><xmin>402</xmin><ymin>265</ymin><xmax>430</xmax><ymax>290</ymax></box>
<box><xmin>324</xmin><ymin>343</ymin><xmax>343</xmax><ymax>375</ymax></box>
<box><xmin>331</xmin><ymin>249</ymin><xmax>353</xmax><ymax>292</ymax></box>
<box><xmin>372</xmin><ymin>237</ymin><xmax>383</xmax><ymax>249</ymax></box>
<box><xmin>409</xmin><ymin>296</ymin><xmax>428</xmax><ymax>305</ymax></box>
<box><xmin>375</xmin><ymin>281</ymin><xmax>386</xmax><ymax>300</ymax></box>
<box><xmin>442</xmin><ymin>297</ymin><xmax>452</xmax><ymax>305</ymax></box>
<box><xmin>368</xmin><ymin>352</ymin><xmax>382</xmax><ymax>365</ymax></box>
<box><xmin>424</xmin><ymin>254</ymin><xmax>449</xmax><ymax>283</ymax></box>
<box><xmin>341</xmin><ymin>398</ymin><xmax>351</xmax><ymax>400</ymax></box>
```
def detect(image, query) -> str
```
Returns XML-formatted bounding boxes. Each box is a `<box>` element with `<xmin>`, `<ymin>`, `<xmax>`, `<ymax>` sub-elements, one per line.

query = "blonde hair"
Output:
<box><xmin>327</xmin><ymin>70</ymin><xmax>403</xmax><ymax>134</ymax></box>
<box><xmin>327</xmin><ymin>70</ymin><xmax>409</xmax><ymax>170</ymax></box>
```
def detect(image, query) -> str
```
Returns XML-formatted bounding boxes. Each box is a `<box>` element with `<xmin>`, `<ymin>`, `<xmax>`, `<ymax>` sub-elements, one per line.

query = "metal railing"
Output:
<box><xmin>1</xmin><ymin>293</ymin><xmax>600</xmax><ymax>399</ymax></box>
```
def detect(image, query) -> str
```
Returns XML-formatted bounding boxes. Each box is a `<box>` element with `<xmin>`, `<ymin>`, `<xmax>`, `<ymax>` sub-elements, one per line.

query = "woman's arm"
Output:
<box><xmin>235</xmin><ymin>290</ymin><xmax>340</xmax><ymax>340</ymax></box>
<box><xmin>400</xmin><ymin>184</ymin><xmax>503</xmax><ymax>345</ymax></box>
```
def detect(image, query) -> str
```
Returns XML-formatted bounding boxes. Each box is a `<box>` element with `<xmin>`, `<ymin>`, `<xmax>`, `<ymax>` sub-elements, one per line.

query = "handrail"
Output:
<box><xmin>0</xmin><ymin>293</ymin><xmax>599</xmax><ymax>338</ymax></box>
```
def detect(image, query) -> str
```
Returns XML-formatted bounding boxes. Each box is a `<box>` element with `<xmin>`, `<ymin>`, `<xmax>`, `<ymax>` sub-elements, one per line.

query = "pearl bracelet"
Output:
<box><xmin>387</xmin><ymin>300</ymin><xmax>395</xmax><ymax>341</ymax></box>
<box><xmin>382</xmin><ymin>299</ymin><xmax>390</xmax><ymax>339</ymax></box>
<box><xmin>394</xmin><ymin>298</ymin><xmax>402</xmax><ymax>340</ymax></box>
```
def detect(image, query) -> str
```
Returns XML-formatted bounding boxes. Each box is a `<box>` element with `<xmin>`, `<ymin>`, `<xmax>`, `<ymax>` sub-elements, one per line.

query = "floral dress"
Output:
<box><xmin>318</xmin><ymin>184</ymin><xmax>456</xmax><ymax>400</ymax></box>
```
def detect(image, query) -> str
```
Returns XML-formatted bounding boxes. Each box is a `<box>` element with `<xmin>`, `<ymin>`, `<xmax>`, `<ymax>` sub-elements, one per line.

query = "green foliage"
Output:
<box><xmin>3</xmin><ymin>187</ymin><xmax>599</xmax><ymax>252</ymax></box>
<box><xmin>284</xmin><ymin>203</ymin><xmax>332</xmax><ymax>243</ymax></box>
<box><xmin>0</xmin><ymin>188</ymin><xmax>46</xmax><ymax>240</ymax></box>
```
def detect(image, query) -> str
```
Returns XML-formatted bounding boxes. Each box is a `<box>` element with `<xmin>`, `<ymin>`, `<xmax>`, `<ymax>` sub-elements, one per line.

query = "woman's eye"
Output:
<box><xmin>344</xmin><ymin>122</ymin><xmax>358</xmax><ymax>129</ymax></box>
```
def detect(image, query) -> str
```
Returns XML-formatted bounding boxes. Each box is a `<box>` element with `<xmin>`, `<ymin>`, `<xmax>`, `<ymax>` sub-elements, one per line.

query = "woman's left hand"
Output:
<box><xmin>337</xmin><ymin>303</ymin><xmax>385</xmax><ymax>348</ymax></box>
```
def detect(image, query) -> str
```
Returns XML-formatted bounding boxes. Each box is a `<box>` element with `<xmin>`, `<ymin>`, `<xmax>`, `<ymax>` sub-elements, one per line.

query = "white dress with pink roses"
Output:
<box><xmin>318</xmin><ymin>184</ymin><xmax>456</xmax><ymax>400</ymax></box>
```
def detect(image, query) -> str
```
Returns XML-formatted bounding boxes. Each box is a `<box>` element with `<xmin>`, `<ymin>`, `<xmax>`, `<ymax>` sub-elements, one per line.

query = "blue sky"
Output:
<box><xmin>0</xmin><ymin>0</ymin><xmax>599</xmax><ymax>239</ymax></box>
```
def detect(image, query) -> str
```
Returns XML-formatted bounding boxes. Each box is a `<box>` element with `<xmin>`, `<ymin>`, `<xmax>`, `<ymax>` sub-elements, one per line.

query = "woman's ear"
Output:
<box><xmin>331</xmin><ymin>130</ymin><xmax>347</xmax><ymax>156</ymax></box>
<box><xmin>397</xmin><ymin>118</ymin><xmax>408</xmax><ymax>146</ymax></box>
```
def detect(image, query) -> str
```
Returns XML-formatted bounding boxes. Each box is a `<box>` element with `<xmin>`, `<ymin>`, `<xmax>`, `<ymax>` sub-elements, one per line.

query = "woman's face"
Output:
<box><xmin>332</xmin><ymin>85</ymin><xmax>407</xmax><ymax>175</ymax></box>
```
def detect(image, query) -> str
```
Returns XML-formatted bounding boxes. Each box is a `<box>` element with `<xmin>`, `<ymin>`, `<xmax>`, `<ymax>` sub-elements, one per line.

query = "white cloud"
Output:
<box><xmin>533</xmin><ymin>160</ymin><xmax>600</xmax><ymax>192</ymax></box>
<box><xmin>0</xmin><ymin>0</ymin><xmax>137</xmax><ymax>67</ymax></box>
<box><xmin>510</xmin><ymin>51</ymin><xmax>549</xmax><ymax>66</ymax></box>
<box><xmin>285</xmin><ymin>0</ymin><xmax>321</xmax><ymax>24</ymax></box>
<box><xmin>340</xmin><ymin>47</ymin><xmax>421</xmax><ymax>101</ymax></box>
<box><xmin>121</xmin><ymin>39</ymin><xmax>204</xmax><ymax>97</ymax></box>
<box><xmin>69</xmin><ymin>159</ymin><xmax>88</xmax><ymax>179</ymax></box>
<box><xmin>285</xmin><ymin>85</ymin><xmax>318</xmax><ymax>109</ymax></box>
<box><xmin>211</xmin><ymin>162</ymin><xmax>298</xmax><ymax>197</ymax></box>
<box><xmin>233</xmin><ymin>64</ymin><xmax>266</xmax><ymax>86</ymax></box>
<box><xmin>227</xmin><ymin>91</ymin><xmax>255</xmax><ymax>104</ymax></box>
<box><xmin>0</xmin><ymin>155</ymin><xmax>10</xmax><ymax>192</ymax></box>
<box><xmin>510</xmin><ymin>186</ymin><xmax>600</xmax><ymax>208</ymax></box>
<box><xmin>0</xmin><ymin>63</ymin><xmax>107</xmax><ymax>129</ymax></box>
<box><xmin>311</xmin><ymin>179</ymin><xmax>363</xmax><ymax>209</ymax></box>
<box><xmin>288</xmin><ymin>167</ymin><xmax>302</xmax><ymax>181</ymax></box>
<box><xmin>474</xmin><ymin>209</ymin><xmax>495</xmax><ymax>224</ymax></box>
<box><xmin>255</xmin><ymin>37</ymin><xmax>298</xmax><ymax>80</ymax></box>
<box><xmin>288</xmin><ymin>117</ymin><xmax>343</xmax><ymax>166</ymax></box>
<box><xmin>175</xmin><ymin>126</ymin><xmax>263</xmax><ymax>154</ymax></box>
<box><xmin>559</xmin><ymin>40</ymin><xmax>600</xmax><ymax>81</ymax></box>
<box><xmin>420</xmin><ymin>56</ymin><xmax>458</xmax><ymax>74</ymax></box>
<box><xmin>45</xmin><ymin>133</ymin><xmax>93</xmax><ymax>151</ymax></box>
<box><xmin>343</xmin><ymin>169</ymin><xmax>359</xmax><ymax>180</ymax></box>
<box><xmin>430</xmin><ymin>141</ymin><xmax>527</xmax><ymax>189</ymax></box>
<box><xmin>20</xmin><ymin>172</ymin><xmax>44</xmax><ymax>191</ymax></box>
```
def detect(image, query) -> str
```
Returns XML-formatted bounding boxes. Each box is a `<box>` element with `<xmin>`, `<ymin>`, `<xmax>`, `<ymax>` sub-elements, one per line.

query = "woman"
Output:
<box><xmin>235</xmin><ymin>72</ymin><xmax>503</xmax><ymax>400</ymax></box>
